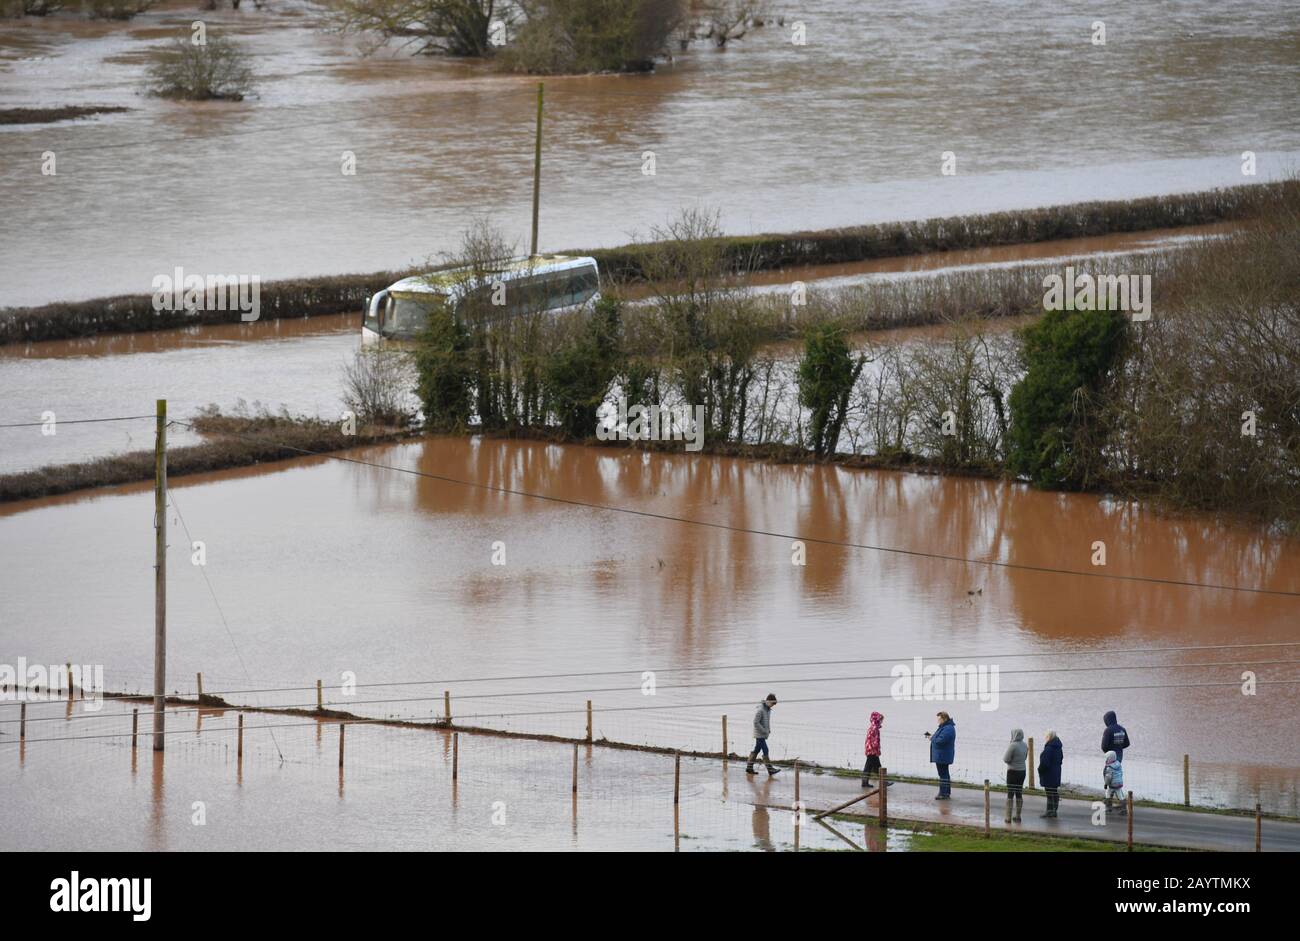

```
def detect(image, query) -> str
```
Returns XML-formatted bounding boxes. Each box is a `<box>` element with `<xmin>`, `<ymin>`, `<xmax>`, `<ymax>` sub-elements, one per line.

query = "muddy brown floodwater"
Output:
<box><xmin>2</xmin><ymin>437</ymin><xmax>1297</xmax><ymax>813</ymax></box>
<box><xmin>1</xmin><ymin>1</ymin><xmax>1297</xmax><ymax>306</ymax></box>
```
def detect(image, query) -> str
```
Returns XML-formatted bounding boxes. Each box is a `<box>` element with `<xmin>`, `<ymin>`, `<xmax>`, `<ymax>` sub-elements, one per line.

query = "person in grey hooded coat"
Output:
<box><xmin>1003</xmin><ymin>728</ymin><xmax>1028</xmax><ymax>823</ymax></box>
<box><xmin>746</xmin><ymin>694</ymin><xmax>781</xmax><ymax>776</ymax></box>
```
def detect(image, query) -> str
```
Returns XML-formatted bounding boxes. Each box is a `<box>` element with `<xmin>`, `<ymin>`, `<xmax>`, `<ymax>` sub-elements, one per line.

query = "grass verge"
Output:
<box><xmin>827</xmin><ymin>815</ymin><xmax>1182</xmax><ymax>852</ymax></box>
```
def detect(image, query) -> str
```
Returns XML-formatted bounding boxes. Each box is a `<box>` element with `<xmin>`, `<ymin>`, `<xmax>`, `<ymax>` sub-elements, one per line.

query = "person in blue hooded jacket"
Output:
<box><xmin>924</xmin><ymin>711</ymin><xmax>956</xmax><ymax>799</ymax></box>
<box><xmin>1037</xmin><ymin>730</ymin><xmax>1064</xmax><ymax>818</ymax></box>
<box><xmin>1101</xmin><ymin>711</ymin><xmax>1131</xmax><ymax>762</ymax></box>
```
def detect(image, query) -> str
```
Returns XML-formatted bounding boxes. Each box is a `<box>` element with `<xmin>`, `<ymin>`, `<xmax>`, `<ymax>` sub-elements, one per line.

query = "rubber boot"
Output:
<box><xmin>766</xmin><ymin>763</ymin><xmax>781</xmax><ymax>776</ymax></box>
<box><xmin>1004</xmin><ymin>794</ymin><xmax>1013</xmax><ymax>823</ymax></box>
<box><xmin>745</xmin><ymin>752</ymin><xmax>758</xmax><ymax>774</ymax></box>
<box><xmin>1014</xmin><ymin>793</ymin><xmax>1023</xmax><ymax>822</ymax></box>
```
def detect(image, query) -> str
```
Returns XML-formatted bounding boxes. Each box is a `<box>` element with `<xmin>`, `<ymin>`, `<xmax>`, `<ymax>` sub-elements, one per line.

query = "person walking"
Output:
<box><xmin>1038</xmin><ymin>730</ymin><xmax>1064</xmax><ymax>818</ymax></box>
<box><xmin>861</xmin><ymin>711</ymin><xmax>884</xmax><ymax>787</ymax></box>
<box><xmin>1003</xmin><ymin>728</ymin><xmax>1028</xmax><ymax>823</ymax></box>
<box><xmin>746</xmin><ymin>694</ymin><xmax>781</xmax><ymax>776</ymax></box>
<box><xmin>1101</xmin><ymin>711</ymin><xmax>1131</xmax><ymax>761</ymax></box>
<box><xmin>1103</xmin><ymin>750</ymin><xmax>1126</xmax><ymax>815</ymax></box>
<box><xmin>925</xmin><ymin>711</ymin><xmax>956</xmax><ymax>799</ymax></box>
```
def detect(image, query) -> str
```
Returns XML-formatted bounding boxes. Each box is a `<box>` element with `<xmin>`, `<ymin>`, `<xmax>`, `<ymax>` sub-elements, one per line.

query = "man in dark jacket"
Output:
<box><xmin>1101</xmin><ymin>711</ymin><xmax>1131</xmax><ymax>762</ymax></box>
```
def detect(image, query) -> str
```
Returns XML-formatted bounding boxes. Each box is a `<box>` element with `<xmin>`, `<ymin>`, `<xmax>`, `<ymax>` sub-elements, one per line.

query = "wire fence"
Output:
<box><xmin>5</xmin><ymin>680</ymin><xmax>1296</xmax><ymax>818</ymax></box>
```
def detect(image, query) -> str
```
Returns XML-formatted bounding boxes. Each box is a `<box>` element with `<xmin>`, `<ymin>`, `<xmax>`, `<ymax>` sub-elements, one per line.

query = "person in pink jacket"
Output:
<box><xmin>861</xmin><ymin>711</ymin><xmax>884</xmax><ymax>787</ymax></box>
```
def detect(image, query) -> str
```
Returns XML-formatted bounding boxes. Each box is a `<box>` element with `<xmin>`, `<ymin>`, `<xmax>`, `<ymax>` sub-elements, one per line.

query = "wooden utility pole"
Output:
<box><xmin>153</xmin><ymin>399</ymin><xmax>167</xmax><ymax>752</ymax></box>
<box><xmin>529</xmin><ymin>82</ymin><xmax>543</xmax><ymax>257</ymax></box>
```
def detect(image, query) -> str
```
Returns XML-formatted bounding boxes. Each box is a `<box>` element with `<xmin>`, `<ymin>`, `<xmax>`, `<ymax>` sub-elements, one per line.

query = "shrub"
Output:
<box><xmin>145</xmin><ymin>35</ymin><xmax>256</xmax><ymax>102</ymax></box>
<box><xmin>501</xmin><ymin>0</ymin><xmax>684</xmax><ymax>73</ymax></box>
<box><xmin>797</xmin><ymin>324</ymin><xmax>865</xmax><ymax>458</ymax></box>
<box><xmin>414</xmin><ymin>305</ymin><xmax>475</xmax><ymax>432</ymax></box>
<box><xmin>1006</xmin><ymin>307</ymin><xmax>1127</xmax><ymax>489</ymax></box>
<box><xmin>543</xmin><ymin>297</ymin><xmax>623</xmax><ymax>438</ymax></box>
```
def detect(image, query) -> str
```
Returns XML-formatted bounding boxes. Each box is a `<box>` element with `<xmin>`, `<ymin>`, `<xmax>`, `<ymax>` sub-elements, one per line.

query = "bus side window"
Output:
<box><xmin>570</xmin><ymin>267</ymin><xmax>598</xmax><ymax>307</ymax></box>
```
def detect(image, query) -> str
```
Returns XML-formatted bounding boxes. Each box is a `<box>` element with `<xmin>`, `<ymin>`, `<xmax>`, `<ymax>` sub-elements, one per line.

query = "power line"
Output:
<box><xmin>7</xmin><ymin>657</ymin><xmax>1299</xmax><ymax>728</ymax></box>
<box><xmin>169</xmin><ymin>419</ymin><xmax>1300</xmax><ymax>599</ymax></box>
<box><xmin>7</xmin><ymin>679</ymin><xmax>1300</xmax><ymax>747</ymax></box>
<box><xmin>6</xmin><ymin>640</ymin><xmax>1297</xmax><ymax>709</ymax></box>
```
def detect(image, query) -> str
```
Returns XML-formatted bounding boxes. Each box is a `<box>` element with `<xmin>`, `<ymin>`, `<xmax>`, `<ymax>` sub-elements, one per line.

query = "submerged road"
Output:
<box><xmin>744</xmin><ymin>768</ymin><xmax>1300</xmax><ymax>852</ymax></box>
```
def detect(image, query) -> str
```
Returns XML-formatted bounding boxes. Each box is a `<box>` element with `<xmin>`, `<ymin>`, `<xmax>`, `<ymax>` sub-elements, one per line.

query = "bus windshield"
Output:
<box><xmin>385</xmin><ymin>292</ymin><xmax>446</xmax><ymax>338</ymax></box>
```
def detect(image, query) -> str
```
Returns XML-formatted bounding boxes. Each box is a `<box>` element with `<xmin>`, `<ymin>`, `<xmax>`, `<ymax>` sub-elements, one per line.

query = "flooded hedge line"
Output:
<box><xmin>0</xmin><ymin>270</ymin><xmax>412</xmax><ymax>346</ymax></box>
<box><xmin>0</xmin><ymin>183</ymin><xmax>1282</xmax><ymax>345</ymax></box>
<box><xmin>587</xmin><ymin>183</ymin><xmax>1283</xmax><ymax>282</ymax></box>
<box><xmin>0</xmin><ymin>411</ymin><xmax>416</xmax><ymax>504</ymax></box>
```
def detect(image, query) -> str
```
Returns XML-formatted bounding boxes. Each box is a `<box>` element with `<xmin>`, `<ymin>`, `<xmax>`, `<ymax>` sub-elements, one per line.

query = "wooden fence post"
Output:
<box><xmin>586</xmin><ymin>700</ymin><xmax>593</xmax><ymax>743</ymax></box>
<box><xmin>316</xmin><ymin>680</ymin><xmax>323</xmax><ymax>711</ymax></box>
<box><xmin>878</xmin><ymin>767</ymin><xmax>888</xmax><ymax>828</ymax></box>
<box><xmin>20</xmin><ymin>702</ymin><xmax>26</xmax><ymax>740</ymax></box>
<box><xmin>674</xmin><ymin>752</ymin><xmax>681</xmax><ymax>805</ymax></box>
<box><xmin>196</xmin><ymin>672</ymin><xmax>203</xmax><ymax>700</ymax></box>
<box><xmin>722</xmin><ymin>715</ymin><xmax>728</xmax><ymax>757</ymax></box>
<box><xmin>572</xmin><ymin>743</ymin><xmax>578</xmax><ymax>795</ymax></box>
<box><xmin>984</xmin><ymin>779</ymin><xmax>990</xmax><ymax>837</ymax></box>
<box><xmin>1126</xmin><ymin>791</ymin><xmax>1133</xmax><ymax>851</ymax></box>
<box><xmin>444</xmin><ymin>690</ymin><xmax>451</xmax><ymax>725</ymax></box>
<box><xmin>1256</xmin><ymin>804</ymin><xmax>1262</xmax><ymax>852</ymax></box>
<box><xmin>794</xmin><ymin>760</ymin><xmax>801</xmax><ymax>805</ymax></box>
<box><xmin>338</xmin><ymin>723</ymin><xmax>345</xmax><ymax>768</ymax></box>
<box><xmin>237</xmin><ymin>713</ymin><xmax>243</xmax><ymax>759</ymax></box>
<box><xmin>1027</xmin><ymin>737</ymin><xmax>1035</xmax><ymax>790</ymax></box>
<box><xmin>66</xmin><ymin>662</ymin><xmax>73</xmax><ymax>701</ymax></box>
<box><xmin>452</xmin><ymin>732</ymin><xmax>459</xmax><ymax>781</ymax></box>
<box><xmin>131</xmin><ymin>708</ymin><xmax>138</xmax><ymax>749</ymax></box>
<box><xmin>1183</xmin><ymin>754</ymin><xmax>1190</xmax><ymax>806</ymax></box>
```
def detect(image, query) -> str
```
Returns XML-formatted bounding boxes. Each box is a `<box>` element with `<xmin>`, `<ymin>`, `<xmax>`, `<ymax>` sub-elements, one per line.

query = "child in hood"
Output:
<box><xmin>861</xmin><ymin>711</ymin><xmax>884</xmax><ymax>788</ymax></box>
<box><xmin>1103</xmin><ymin>750</ymin><xmax>1126</xmax><ymax>815</ymax></box>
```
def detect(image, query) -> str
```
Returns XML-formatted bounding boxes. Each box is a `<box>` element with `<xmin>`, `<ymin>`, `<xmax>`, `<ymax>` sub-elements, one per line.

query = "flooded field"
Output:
<box><xmin>1</xmin><ymin>0</ymin><xmax>1297</xmax><ymax>306</ymax></box>
<box><xmin>0</xmin><ymin>225</ymin><xmax>1212</xmax><ymax>475</ymax></box>
<box><xmin>0</xmin><ymin>699</ymin><xmax>872</xmax><ymax>851</ymax></box>
<box><xmin>2</xmin><ymin>437</ymin><xmax>1297</xmax><ymax>813</ymax></box>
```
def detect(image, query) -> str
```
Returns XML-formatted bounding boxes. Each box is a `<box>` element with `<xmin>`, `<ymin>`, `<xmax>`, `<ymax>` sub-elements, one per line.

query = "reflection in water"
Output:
<box><xmin>1</xmin><ymin>437</ymin><xmax>1297</xmax><ymax>809</ymax></box>
<box><xmin>750</xmin><ymin>801</ymin><xmax>774</xmax><ymax>852</ymax></box>
<box><xmin>149</xmin><ymin>748</ymin><xmax>165</xmax><ymax>852</ymax></box>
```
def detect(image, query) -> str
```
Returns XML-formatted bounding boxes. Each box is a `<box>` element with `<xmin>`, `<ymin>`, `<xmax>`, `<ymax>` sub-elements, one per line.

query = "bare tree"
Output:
<box><xmin>694</xmin><ymin>0</ymin><xmax>763</xmax><ymax>46</ymax></box>
<box><xmin>329</xmin><ymin>0</ymin><xmax>502</xmax><ymax>57</ymax></box>
<box><xmin>342</xmin><ymin>348</ymin><xmax>419</xmax><ymax>427</ymax></box>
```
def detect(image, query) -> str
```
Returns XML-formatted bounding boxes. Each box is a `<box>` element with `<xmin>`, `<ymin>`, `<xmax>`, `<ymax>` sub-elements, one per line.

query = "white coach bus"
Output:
<box><xmin>362</xmin><ymin>254</ymin><xmax>601</xmax><ymax>345</ymax></box>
